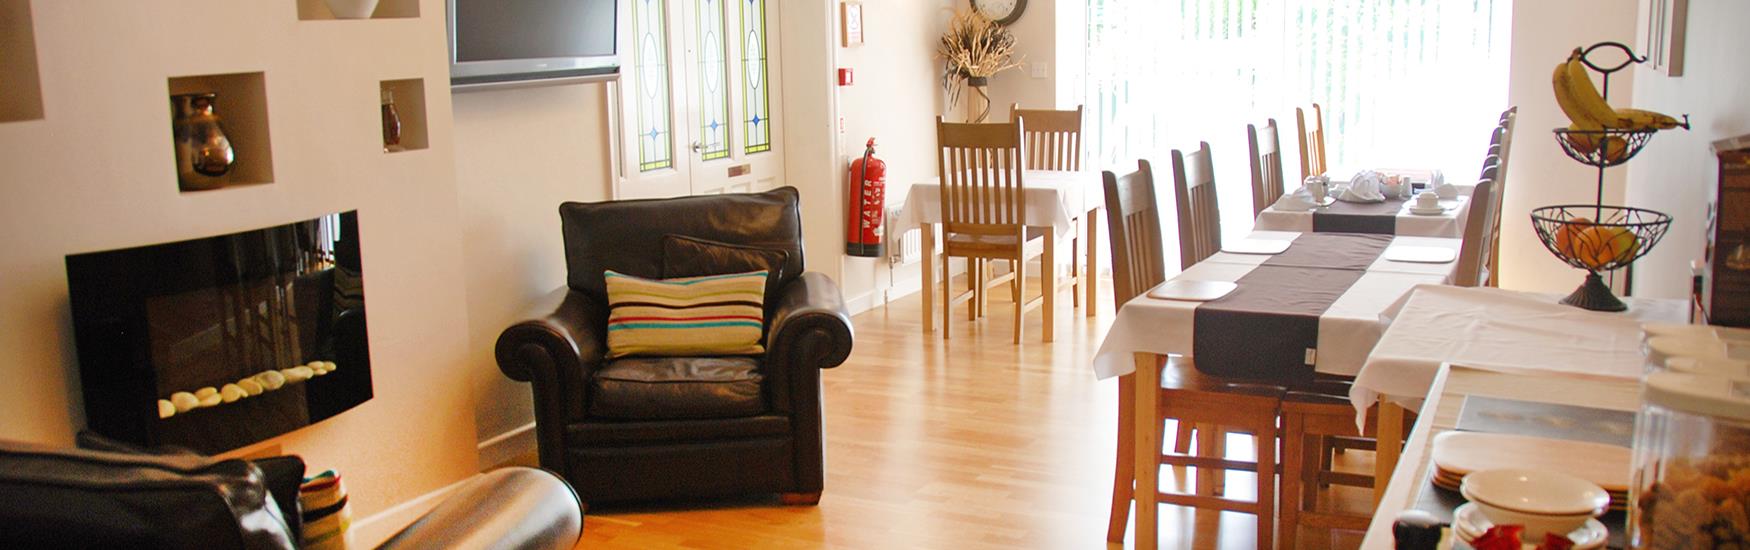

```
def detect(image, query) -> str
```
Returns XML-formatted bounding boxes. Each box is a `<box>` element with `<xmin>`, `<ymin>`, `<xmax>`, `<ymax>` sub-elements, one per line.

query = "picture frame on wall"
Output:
<box><xmin>841</xmin><ymin>2</ymin><xmax>864</xmax><ymax>47</ymax></box>
<box><xmin>1642</xmin><ymin>0</ymin><xmax>1688</xmax><ymax>76</ymax></box>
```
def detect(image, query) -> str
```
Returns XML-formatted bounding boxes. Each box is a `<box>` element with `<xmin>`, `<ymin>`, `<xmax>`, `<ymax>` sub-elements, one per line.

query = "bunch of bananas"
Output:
<box><xmin>1553</xmin><ymin>48</ymin><xmax>1683</xmax><ymax>158</ymax></box>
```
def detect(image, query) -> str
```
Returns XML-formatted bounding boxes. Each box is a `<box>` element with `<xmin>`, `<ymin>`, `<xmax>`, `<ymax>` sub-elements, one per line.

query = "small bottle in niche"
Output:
<box><xmin>381</xmin><ymin>88</ymin><xmax>402</xmax><ymax>152</ymax></box>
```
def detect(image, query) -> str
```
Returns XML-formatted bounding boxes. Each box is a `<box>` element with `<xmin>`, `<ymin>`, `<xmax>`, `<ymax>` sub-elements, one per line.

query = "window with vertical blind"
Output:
<box><xmin>1086</xmin><ymin>0</ymin><xmax>1511</xmax><ymax>243</ymax></box>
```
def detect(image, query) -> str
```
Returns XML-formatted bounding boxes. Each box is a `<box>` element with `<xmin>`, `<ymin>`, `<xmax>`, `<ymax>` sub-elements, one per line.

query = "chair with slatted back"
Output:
<box><xmin>1249</xmin><ymin>119</ymin><xmax>1287</xmax><ymax>216</ymax></box>
<box><xmin>1454</xmin><ymin>176</ymin><xmax>1497</xmax><ymax>287</ymax></box>
<box><xmin>1487</xmin><ymin>108</ymin><xmax>1518</xmax><ymax>286</ymax></box>
<box><xmin>1173</xmin><ymin>142</ymin><xmax>1223</xmax><ymax>267</ymax></box>
<box><xmin>934</xmin><ymin>116</ymin><xmax>1050</xmax><ymax>343</ymax></box>
<box><xmin>1296</xmin><ymin>104</ymin><xmax>1329</xmax><ymax>181</ymax></box>
<box><xmin>1101</xmin><ymin>158</ymin><xmax>1285</xmax><ymax>549</ymax></box>
<box><xmin>996</xmin><ymin>104</ymin><xmax>1086</xmax><ymax>316</ymax></box>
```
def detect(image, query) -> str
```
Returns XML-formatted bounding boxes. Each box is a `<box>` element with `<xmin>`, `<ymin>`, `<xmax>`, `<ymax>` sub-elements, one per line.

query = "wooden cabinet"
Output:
<box><xmin>1706</xmin><ymin>134</ymin><xmax>1750</xmax><ymax>326</ymax></box>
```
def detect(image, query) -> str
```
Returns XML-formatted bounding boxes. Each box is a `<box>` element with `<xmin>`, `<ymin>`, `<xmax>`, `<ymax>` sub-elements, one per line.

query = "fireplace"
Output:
<box><xmin>66</xmin><ymin>211</ymin><xmax>372</xmax><ymax>454</ymax></box>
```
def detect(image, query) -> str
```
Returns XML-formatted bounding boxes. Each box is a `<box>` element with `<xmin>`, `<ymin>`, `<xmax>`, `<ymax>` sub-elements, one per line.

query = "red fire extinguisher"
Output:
<box><xmin>846</xmin><ymin>138</ymin><xmax>886</xmax><ymax>257</ymax></box>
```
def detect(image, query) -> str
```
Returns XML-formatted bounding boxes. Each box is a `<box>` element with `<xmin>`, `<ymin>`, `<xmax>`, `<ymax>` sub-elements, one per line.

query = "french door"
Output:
<box><xmin>617</xmin><ymin>0</ymin><xmax>785</xmax><ymax>198</ymax></box>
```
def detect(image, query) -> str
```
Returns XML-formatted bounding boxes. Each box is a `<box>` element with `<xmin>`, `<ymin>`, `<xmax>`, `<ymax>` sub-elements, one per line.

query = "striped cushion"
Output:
<box><xmin>605</xmin><ymin>270</ymin><xmax>767</xmax><ymax>358</ymax></box>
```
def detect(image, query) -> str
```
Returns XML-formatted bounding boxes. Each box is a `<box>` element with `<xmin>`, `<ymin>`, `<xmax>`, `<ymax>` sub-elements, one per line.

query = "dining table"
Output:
<box><xmin>1252</xmin><ymin>193</ymin><xmax>1473</xmax><ymax>238</ymax></box>
<box><xmin>1091</xmin><ymin>229</ymin><xmax>1464</xmax><ymax>550</ymax></box>
<box><xmin>1350</xmin><ymin>284</ymin><xmax>1687</xmax><ymax>503</ymax></box>
<box><xmin>892</xmin><ymin>169</ymin><xmax>1103</xmax><ymax>340</ymax></box>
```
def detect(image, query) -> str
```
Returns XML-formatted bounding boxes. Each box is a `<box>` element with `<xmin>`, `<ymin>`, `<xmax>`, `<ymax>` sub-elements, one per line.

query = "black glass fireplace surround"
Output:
<box><xmin>66</xmin><ymin>211</ymin><xmax>372</xmax><ymax>454</ymax></box>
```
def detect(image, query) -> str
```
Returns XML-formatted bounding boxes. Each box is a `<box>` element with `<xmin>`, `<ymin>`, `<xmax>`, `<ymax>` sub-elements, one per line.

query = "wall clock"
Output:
<box><xmin>970</xmin><ymin>0</ymin><xmax>1026</xmax><ymax>26</ymax></box>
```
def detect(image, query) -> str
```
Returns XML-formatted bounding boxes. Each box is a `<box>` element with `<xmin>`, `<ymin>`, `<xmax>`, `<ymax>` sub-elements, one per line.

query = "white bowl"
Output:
<box><xmin>1461</xmin><ymin>469</ymin><xmax>1607</xmax><ymax>541</ymax></box>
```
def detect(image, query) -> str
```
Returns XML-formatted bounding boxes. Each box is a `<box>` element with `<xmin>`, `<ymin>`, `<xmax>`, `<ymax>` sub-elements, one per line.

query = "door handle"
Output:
<box><xmin>691</xmin><ymin>141</ymin><xmax>703</xmax><ymax>153</ymax></box>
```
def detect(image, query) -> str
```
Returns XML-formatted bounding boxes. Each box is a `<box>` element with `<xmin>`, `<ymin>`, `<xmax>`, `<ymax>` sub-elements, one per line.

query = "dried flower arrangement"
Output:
<box><xmin>937</xmin><ymin>9</ymin><xmax>1021</xmax><ymax>122</ymax></box>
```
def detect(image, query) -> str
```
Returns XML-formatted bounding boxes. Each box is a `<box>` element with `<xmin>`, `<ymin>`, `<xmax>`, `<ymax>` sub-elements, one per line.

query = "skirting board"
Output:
<box><xmin>477</xmin><ymin>421</ymin><xmax>538</xmax><ymax>469</ymax></box>
<box><xmin>354</xmin><ymin>422</ymin><xmax>540</xmax><ymax>546</ymax></box>
<box><xmin>350</xmin><ymin>473</ymin><xmax>476</xmax><ymax>547</ymax></box>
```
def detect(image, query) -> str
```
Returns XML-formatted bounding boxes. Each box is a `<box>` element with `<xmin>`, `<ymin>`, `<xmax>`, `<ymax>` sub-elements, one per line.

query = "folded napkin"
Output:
<box><xmin>1273</xmin><ymin>186</ymin><xmax>1319</xmax><ymax>212</ymax></box>
<box><xmin>1429</xmin><ymin>170</ymin><xmax>1458</xmax><ymax>199</ymax></box>
<box><xmin>1338</xmin><ymin>170</ymin><xmax>1387</xmax><ymax>203</ymax></box>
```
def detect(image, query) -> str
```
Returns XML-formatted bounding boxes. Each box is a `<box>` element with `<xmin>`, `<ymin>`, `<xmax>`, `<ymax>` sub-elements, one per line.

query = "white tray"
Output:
<box><xmin>1382</xmin><ymin>246</ymin><xmax>1456</xmax><ymax>263</ymax></box>
<box><xmin>1222</xmin><ymin>238</ymin><xmax>1292</xmax><ymax>255</ymax></box>
<box><xmin>1146</xmin><ymin>280</ymin><xmax>1237</xmax><ymax>302</ymax></box>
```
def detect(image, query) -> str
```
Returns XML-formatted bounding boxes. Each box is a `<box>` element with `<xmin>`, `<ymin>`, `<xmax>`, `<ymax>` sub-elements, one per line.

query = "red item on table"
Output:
<box><xmin>1470</xmin><ymin>525</ymin><xmax>1524</xmax><ymax>550</ymax></box>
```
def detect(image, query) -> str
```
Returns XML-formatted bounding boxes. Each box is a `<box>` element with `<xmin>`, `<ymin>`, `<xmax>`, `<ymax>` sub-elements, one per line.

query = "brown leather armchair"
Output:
<box><xmin>495</xmin><ymin>187</ymin><xmax>853</xmax><ymax>505</ymax></box>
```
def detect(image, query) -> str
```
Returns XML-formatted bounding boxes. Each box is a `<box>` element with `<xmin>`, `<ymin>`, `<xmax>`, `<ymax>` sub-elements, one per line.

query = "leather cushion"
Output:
<box><xmin>560</xmin><ymin>187</ymin><xmax>804</xmax><ymax>302</ymax></box>
<box><xmin>567</xmin><ymin>415</ymin><xmax>791</xmax><ymax>445</ymax></box>
<box><xmin>662</xmin><ymin>234</ymin><xmax>789</xmax><ymax>305</ymax></box>
<box><xmin>590</xmin><ymin>357</ymin><xmax>765</xmax><ymax>419</ymax></box>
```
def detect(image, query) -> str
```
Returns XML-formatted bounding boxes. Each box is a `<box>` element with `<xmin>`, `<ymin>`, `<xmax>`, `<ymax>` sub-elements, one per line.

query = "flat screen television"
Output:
<box><xmin>448</xmin><ymin>0</ymin><xmax>620</xmax><ymax>88</ymax></box>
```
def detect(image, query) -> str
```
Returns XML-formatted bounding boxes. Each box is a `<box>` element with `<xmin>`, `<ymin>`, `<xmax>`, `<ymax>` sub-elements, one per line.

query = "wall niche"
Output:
<box><xmin>379</xmin><ymin>78</ymin><xmax>429</xmax><ymax>153</ymax></box>
<box><xmin>296</xmin><ymin>0</ymin><xmax>420</xmax><ymax>21</ymax></box>
<box><xmin>0</xmin><ymin>0</ymin><xmax>45</xmax><ymax>123</ymax></box>
<box><xmin>168</xmin><ymin>72</ymin><xmax>276</xmax><ymax>192</ymax></box>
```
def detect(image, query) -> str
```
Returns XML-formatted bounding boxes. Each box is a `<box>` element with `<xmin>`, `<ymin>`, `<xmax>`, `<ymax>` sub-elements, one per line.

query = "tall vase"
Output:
<box><xmin>171</xmin><ymin>93</ymin><xmax>235</xmax><ymax>191</ymax></box>
<box><xmin>966</xmin><ymin>76</ymin><xmax>991</xmax><ymax>123</ymax></box>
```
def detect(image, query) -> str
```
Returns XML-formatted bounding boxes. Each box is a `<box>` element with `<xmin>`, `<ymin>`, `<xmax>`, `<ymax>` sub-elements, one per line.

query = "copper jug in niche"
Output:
<box><xmin>171</xmin><ymin>93</ymin><xmax>235</xmax><ymax>191</ymax></box>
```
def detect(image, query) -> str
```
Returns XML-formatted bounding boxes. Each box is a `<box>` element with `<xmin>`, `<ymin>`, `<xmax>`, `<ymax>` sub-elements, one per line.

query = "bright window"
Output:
<box><xmin>1086</xmin><ymin>0</ymin><xmax>1511</xmax><ymax>244</ymax></box>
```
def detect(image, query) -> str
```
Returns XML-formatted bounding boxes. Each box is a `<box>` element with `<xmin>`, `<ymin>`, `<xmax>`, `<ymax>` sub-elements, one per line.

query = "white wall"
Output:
<box><xmin>451</xmin><ymin>83</ymin><xmax>615</xmax><ymax>445</ymax></box>
<box><xmin>1499</xmin><ymin>0</ymin><xmax>1640</xmax><ymax>293</ymax></box>
<box><xmin>0</xmin><ymin>0</ymin><xmax>478</xmax><ymax>521</ymax></box>
<box><xmin>835</xmin><ymin>1</ymin><xmax>950</xmax><ymax>310</ymax></box>
<box><xmin>1625</xmin><ymin>0</ymin><xmax>1750</xmax><ymax>299</ymax></box>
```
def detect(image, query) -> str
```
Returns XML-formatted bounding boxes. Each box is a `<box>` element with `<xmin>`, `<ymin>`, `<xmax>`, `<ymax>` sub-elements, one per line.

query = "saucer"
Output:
<box><xmin>1453</xmin><ymin>502</ymin><xmax>1606</xmax><ymax>549</ymax></box>
<box><xmin>1408</xmin><ymin>204</ymin><xmax>1449</xmax><ymax>215</ymax></box>
<box><xmin>1310</xmin><ymin>196</ymin><xmax>1337</xmax><ymax>207</ymax></box>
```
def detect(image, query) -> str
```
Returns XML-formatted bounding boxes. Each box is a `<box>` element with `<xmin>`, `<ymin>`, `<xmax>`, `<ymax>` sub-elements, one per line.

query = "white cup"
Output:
<box><xmin>1415</xmin><ymin>191</ymin><xmax>1439</xmax><ymax>210</ymax></box>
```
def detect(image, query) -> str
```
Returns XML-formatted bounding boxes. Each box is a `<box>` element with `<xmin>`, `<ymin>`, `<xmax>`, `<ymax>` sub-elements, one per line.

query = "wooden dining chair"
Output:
<box><xmin>1101</xmin><ymin>159</ymin><xmax>1285</xmax><ymax>549</ymax></box>
<box><xmin>1001</xmin><ymin>104</ymin><xmax>1085</xmax><ymax>314</ymax></box>
<box><xmin>934</xmin><ymin>116</ymin><xmax>1051</xmax><ymax>343</ymax></box>
<box><xmin>1296</xmin><ymin>103</ymin><xmax>1328</xmax><ymax>181</ymax></box>
<box><xmin>1487</xmin><ymin>108</ymin><xmax>1518</xmax><ymax>287</ymax></box>
<box><xmin>1248</xmin><ymin>119</ymin><xmax>1287</xmax><ymax>216</ymax></box>
<box><xmin>1172</xmin><ymin>141</ymin><xmax>1223</xmax><ymax>268</ymax></box>
<box><xmin>1279</xmin><ymin>379</ymin><xmax>1407</xmax><ymax>549</ymax></box>
<box><xmin>1454</xmin><ymin>177</ymin><xmax>1497</xmax><ymax>287</ymax></box>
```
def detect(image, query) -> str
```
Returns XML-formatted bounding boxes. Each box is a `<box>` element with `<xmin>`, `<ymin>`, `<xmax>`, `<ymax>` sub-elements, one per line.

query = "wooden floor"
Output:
<box><xmin>572</xmin><ymin>278</ymin><xmax>1374</xmax><ymax>549</ymax></box>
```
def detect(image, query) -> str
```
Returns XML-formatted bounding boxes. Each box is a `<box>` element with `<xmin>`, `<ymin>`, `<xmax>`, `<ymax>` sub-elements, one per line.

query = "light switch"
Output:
<box><xmin>1031</xmin><ymin>61</ymin><xmax>1048</xmax><ymax>79</ymax></box>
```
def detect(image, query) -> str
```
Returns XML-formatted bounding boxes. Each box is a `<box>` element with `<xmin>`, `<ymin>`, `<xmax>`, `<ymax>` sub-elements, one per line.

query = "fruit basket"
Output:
<box><xmin>1535</xmin><ymin>41</ymin><xmax>1686</xmax><ymax>311</ymax></box>
<box><xmin>1551</xmin><ymin>127</ymin><xmax>1658</xmax><ymax>168</ymax></box>
<box><xmin>1530</xmin><ymin>205</ymin><xmax>1672</xmax><ymax>311</ymax></box>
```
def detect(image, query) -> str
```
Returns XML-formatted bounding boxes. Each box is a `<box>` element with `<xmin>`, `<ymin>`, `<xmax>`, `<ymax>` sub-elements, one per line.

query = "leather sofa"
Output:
<box><xmin>0</xmin><ymin>438</ymin><xmax>582</xmax><ymax>550</ymax></box>
<box><xmin>495</xmin><ymin>187</ymin><xmax>853</xmax><ymax>505</ymax></box>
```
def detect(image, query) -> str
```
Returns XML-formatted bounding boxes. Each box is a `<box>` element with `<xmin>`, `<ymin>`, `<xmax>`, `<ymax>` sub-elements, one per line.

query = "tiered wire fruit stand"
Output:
<box><xmin>1530</xmin><ymin>41</ymin><xmax>1687</xmax><ymax>312</ymax></box>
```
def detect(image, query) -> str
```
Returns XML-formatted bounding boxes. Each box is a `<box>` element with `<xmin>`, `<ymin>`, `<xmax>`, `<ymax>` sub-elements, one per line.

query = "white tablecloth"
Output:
<box><xmin>1253</xmin><ymin>196</ymin><xmax>1471</xmax><ymax>238</ymax></box>
<box><xmin>1091</xmin><ymin>231</ymin><xmax>1462</xmax><ymax>380</ymax></box>
<box><xmin>892</xmin><ymin>170</ymin><xmax>1099</xmax><ymax>237</ymax></box>
<box><xmin>1349</xmin><ymin>285</ymin><xmax>1688</xmax><ymax>415</ymax></box>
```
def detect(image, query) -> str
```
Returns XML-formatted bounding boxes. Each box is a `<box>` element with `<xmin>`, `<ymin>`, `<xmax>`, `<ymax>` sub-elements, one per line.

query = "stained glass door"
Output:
<box><xmin>619</xmin><ymin>0</ymin><xmax>784</xmax><ymax>199</ymax></box>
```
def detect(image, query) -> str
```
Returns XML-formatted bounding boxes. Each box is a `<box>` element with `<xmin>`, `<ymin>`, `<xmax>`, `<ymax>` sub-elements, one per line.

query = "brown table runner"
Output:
<box><xmin>1190</xmin><ymin>233</ymin><xmax>1394</xmax><ymax>385</ymax></box>
<box><xmin>1312</xmin><ymin>196</ymin><xmax>1408</xmax><ymax>234</ymax></box>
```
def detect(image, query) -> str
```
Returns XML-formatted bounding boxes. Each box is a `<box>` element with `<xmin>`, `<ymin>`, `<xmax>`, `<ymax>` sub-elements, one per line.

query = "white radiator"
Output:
<box><xmin>885</xmin><ymin>208</ymin><xmax>921</xmax><ymax>265</ymax></box>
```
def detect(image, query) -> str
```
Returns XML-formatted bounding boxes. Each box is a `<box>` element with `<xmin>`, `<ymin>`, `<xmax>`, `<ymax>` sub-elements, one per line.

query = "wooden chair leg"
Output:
<box><xmin>973</xmin><ymin>259</ymin><xmax>987</xmax><ymax>322</ymax></box>
<box><xmin>1280</xmin><ymin>414</ymin><xmax>1306</xmax><ymax>550</ymax></box>
<box><xmin>1174</xmin><ymin>424</ymin><xmax>1195</xmax><ymax>454</ymax></box>
<box><xmin>1011</xmin><ymin>259</ymin><xmax>1025</xmax><ymax>344</ymax></box>
<box><xmin>1195</xmin><ymin>423</ymin><xmax>1219</xmax><ymax>496</ymax></box>
<box><xmin>1256</xmin><ymin>428</ymin><xmax>1277</xmax><ymax>550</ymax></box>
<box><xmin>1071</xmin><ymin>218</ymin><xmax>1083</xmax><ymax>309</ymax></box>
<box><xmin>1107</xmin><ymin>375</ymin><xmax>1136</xmax><ymax>544</ymax></box>
<box><xmin>941</xmin><ymin>254</ymin><xmax>953</xmax><ymax>340</ymax></box>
